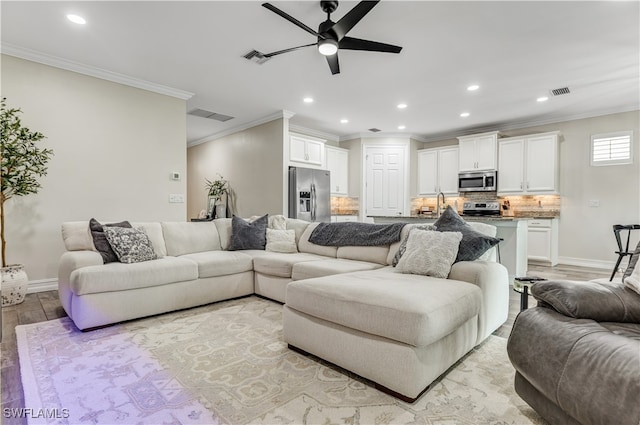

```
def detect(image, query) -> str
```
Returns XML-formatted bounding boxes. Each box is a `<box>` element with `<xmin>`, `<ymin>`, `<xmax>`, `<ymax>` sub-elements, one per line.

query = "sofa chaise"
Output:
<box><xmin>59</xmin><ymin>216</ymin><xmax>509</xmax><ymax>401</ymax></box>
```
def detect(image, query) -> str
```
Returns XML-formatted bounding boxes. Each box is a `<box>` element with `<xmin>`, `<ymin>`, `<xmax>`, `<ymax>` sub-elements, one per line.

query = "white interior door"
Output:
<box><xmin>365</xmin><ymin>146</ymin><xmax>406</xmax><ymax>217</ymax></box>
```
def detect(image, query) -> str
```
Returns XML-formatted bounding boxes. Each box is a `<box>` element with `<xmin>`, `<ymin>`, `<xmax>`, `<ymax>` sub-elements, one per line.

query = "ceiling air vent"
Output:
<box><xmin>243</xmin><ymin>50</ymin><xmax>270</xmax><ymax>65</ymax></box>
<box><xmin>550</xmin><ymin>87</ymin><xmax>571</xmax><ymax>96</ymax></box>
<box><xmin>368</xmin><ymin>128</ymin><xmax>381</xmax><ymax>132</ymax></box>
<box><xmin>188</xmin><ymin>109</ymin><xmax>234</xmax><ymax>122</ymax></box>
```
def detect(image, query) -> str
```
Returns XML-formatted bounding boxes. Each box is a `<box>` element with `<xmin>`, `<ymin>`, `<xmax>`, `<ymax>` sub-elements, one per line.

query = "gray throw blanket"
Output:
<box><xmin>309</xmin><ymin>222</ymin><xmax>406</xmax><ymax>246</ymax></box>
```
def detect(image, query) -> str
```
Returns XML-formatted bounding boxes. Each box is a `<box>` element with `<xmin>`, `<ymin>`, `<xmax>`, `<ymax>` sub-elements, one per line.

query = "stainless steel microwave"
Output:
<box><xmin>458</xmin><ymin>170</ymin><xmax>497</xmax><ymax>192</ymax></box>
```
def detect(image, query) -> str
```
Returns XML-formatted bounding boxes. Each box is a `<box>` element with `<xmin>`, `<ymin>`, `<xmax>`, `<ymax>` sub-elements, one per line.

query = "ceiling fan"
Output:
<box><xmin>254</xmin><ymin>0</ymin><xmax>402</xmax><ymax>75</ymax></box>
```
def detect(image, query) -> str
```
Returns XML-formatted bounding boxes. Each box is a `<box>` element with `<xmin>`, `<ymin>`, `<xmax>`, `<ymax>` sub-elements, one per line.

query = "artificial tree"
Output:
<box><xmin>0</xmin><ymin>97</ymin><xmax>54</xmax><ymax>267</ymax></box>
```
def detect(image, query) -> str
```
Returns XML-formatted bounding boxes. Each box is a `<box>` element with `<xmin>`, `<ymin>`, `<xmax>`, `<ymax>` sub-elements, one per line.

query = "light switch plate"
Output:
<box><xmin>170</xmin><ymin>171</ymin><xmax>181</xmax><ymax>181</ymax></box>
<box><xmin>169</xmin><ymin>194</ymin><xmax>185</xmax><ymax>203</ymax></box>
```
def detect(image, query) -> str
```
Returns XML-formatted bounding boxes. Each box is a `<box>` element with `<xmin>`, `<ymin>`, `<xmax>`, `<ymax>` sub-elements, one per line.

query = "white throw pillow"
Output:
<box><xmin>268</xmin><ymin>214</ymin><xmax>287</xmax><ymax>230</ymax></box>
<box><xmin>396</xmin><ymin>229</ymin><xmax>462</xmax><ymax>278</ymax></box>
<box><xmin>265</xmin><ymin>228</ymin><xmax>298</xmax><ymax>253</ymax></box>
<box><xmin>624</xmin><ymin>260</ymin><xmax>640</xmax><ymax>295</ymax></box>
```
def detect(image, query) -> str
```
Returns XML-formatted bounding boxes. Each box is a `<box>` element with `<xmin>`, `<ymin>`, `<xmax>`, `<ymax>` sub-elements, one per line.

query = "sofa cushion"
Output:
<box><xmin>336</xmin><ymin>245</ymin><xmax>390</xmax><ymax>265</ymax></box>
<box><xmin>396</xmin><ymin>230</ymin><xmax>462</xmax><ymax>278</ymax></box>
<box><xmin>214</xmin><ymin>218</ymin><xmax>233</xmax><ymax>250</ymax></box>
<box><xmin>531</xmin><ymin>280</ymin><xmax>640</xmax><ymax>323</ymax></box>
<box><xmin>178</xmin><ymin>251</ymin><xmax>253</xmax><ymax>278</ymax></box>
<box><xmin>433</xmin><ymin>206</ymin><xmax>500</xmax><ymax>262</ymax></box>
<box><xmin>291</xmin><ymin>258</ymin><xmax>383</xmax><ymax>281</ymax></box>
<box><xmin>103</xmin><ymin>226</ymin><xmax>158</xmax><ymax>264</ymax></box>
<box><xmin>70</xmin><ymin>257</ymin><xmax>198</xmax><ymax>295</ymax></box>
<box><xmin>229</xmin><ymin>214</ymin><xmax>268</xmax><ymax>251</ymax></box>
<box><xmin>89</xmin><ymin>219</ymin><xmax>132</xmax><ymax>263</ymax></box>
<box><xmin>285</xmin><ymin>218</ymin><xmax>310</xmax><ymax>245</ymax></box>
<box><xmin>297</xmin><ymin>223</ymin><xmax>338</xmax><ymax>258</ymax></box>
<box><xmin>286</xmin><ymin>268</ymin><xmax>481</xmax><ymax>347</ymax></box>
<box><xmin>266</xmin><ymin>229</ymin><xmax>298</xmax><ymax>253</ymax></box>
<box><xmin>253</xmin><ymin>252</ymin><xmax>327</xmax><ymax>278</ymax></box>
<box><xmin>161</xmin><ymin>222</ymin><xmax>221</xmax><ymax>256</ymax></box>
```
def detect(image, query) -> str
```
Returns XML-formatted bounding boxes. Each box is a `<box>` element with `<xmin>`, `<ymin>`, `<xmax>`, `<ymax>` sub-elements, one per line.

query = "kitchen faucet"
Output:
<box><xmin>436</xmin><ymin>192</ymin><xmax>445</xmax><ymax>218</ymax></box>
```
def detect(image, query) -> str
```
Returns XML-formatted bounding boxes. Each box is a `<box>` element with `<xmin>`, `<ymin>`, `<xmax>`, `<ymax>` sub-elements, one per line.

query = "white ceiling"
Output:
<box><xmin>2</xmin><ymin>1</ymin><xmax>639</xmax><ymax>144</ymax></box>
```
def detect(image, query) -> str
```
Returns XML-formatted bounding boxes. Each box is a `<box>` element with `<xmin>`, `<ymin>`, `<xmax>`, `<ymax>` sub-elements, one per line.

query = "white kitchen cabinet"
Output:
<box><xmin>290</xmin><ymin>134</ymin><xmax>324</xmax><ymax>166</ymax></box>
<box><xmin>527</xmin><ymin>218</ymin><xmax>559</xmax><ymax>265</ymax></box>
<box><xmin>325</xmin><ymin>145</ymin><xmax>349</xmax><ymax>196</ymax></box>
<box><xmin>332</xmin><ymin>215</ymin><xmax>358</xmax><ymax>222</ymax></box>
<box><xmin>457</xmin><ymin>131</ymin><xmax>499</xmax><ymax>172</ymax></box>
<box><xmin>498</xmin><ymin>132</ymin><xmax>559</xmax><ymax>195</ymax></box>
<box><xmin>417</xmin><ymin>146</ymin><xmax>459</xmax><ymax>196</ymax></box>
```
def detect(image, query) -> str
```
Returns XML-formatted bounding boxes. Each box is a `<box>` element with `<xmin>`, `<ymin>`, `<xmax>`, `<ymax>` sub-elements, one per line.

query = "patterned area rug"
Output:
<box><xmin>16</xmin><ymin>296</ymin><xmax>546</xmax><ymax>424</ymax></box>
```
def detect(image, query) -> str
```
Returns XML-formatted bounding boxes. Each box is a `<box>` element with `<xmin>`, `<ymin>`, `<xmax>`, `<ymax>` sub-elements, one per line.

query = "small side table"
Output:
<box><xmin>513</xmin><ymin>277</ymin><xmax>546</xmax><ymax>311</ymax></box>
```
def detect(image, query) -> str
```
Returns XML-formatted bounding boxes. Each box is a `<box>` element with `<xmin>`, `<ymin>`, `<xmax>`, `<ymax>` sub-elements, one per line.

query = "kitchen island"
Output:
<box><xmin>370</xmin><ymin>215</ymin><xmax>529</xmax><ymax>281</ymax></box>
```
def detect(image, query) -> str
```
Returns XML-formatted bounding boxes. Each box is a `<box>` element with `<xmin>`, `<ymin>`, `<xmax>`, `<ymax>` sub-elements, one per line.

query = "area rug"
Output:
<box><xmin>16</xmin><ymin>296</ymin><xmax>546</xmax><ymax>425</ymax></box>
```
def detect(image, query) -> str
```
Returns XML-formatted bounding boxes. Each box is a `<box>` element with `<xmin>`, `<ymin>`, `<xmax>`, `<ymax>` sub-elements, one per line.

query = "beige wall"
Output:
<box><xmin>187</xmin><ymin>119</ymin><xmax>285</xmax><ymax>219</ymax></box>
<box><xmin>1</xmin><ymin>55</ymin><xmax>187</xmax><ymax>283</ymax></box>
<box><xmin>422</xmin><ymin>111</ymin><xmax>640</xmax><ymax>266</ymax></box>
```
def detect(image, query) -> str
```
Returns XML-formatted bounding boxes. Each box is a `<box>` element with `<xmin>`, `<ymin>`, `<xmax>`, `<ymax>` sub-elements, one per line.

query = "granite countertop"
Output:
<box><xmin>368</xmin><ymin>214</ymin><xmax>530</xmax><ymax>221</ymax></box>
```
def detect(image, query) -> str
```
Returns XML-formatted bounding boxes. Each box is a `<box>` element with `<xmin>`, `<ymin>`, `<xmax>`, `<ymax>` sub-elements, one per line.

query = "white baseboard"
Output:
<box><xmin>27</xmin><ymin>278</ymin><xmax>58</xmax><ymax>293</ymax></box>
<box><xmin>557</xmin><ymin>257</ymin><xmax>616</xmax><ymax>270</ymax></box>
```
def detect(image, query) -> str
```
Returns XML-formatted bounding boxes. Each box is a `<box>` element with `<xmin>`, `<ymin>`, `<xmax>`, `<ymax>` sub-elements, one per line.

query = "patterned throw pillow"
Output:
<box><xmin>266</xmin><ymin>229</ymin><xmax>298</xmax><ymax>253</ymax></box>
<box><xmin>229</xmin><ymin>214</ymin><xmax>268</xmax><ymax>250</ymax></box>
<box><xmin>433</xmin><ymin>206</ymin><xmax>500</xmax><ymax>262</ymax></box>
<box><xmin>103</xmin><ymin>226</ymin><xmax>158</xmax><ymax>264</ymax></box>
<box><xmin>396</xmin><ymin>230</ymin><xmax>463</xmax><ymax>278</ymax></box>
<box><xmin>392</xmin><ymin>224</ymin><xmax>436</xmax><ymax>266</ymax></box>
<box><xmin>623</xmin><ymin>240</ymin><xmax>640</xmax><ymax>281</ymax></box>
<box><xmin>89</xmin><ymin>218</ymin><xmax>132</xmax><ymax>263</ymax></box>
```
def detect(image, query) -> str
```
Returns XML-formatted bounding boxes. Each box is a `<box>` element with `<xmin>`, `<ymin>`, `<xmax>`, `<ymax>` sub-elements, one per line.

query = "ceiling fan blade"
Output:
<box><xmin>326</xmin><ymin>53</ymin><xmax>340</xmax><ymax>75</ymax></box>
<box><xmin>262</xmin><ymin>3</ymin><xmax>325</xmax><ymax>39</ymax></box>
<box><xmin>331</xmin><ymin>1</ymin><xmax>379</xmax><ymax>40</ymax></box>
<box><xmin>339</xmin><ymin>36</ymin><xmax>402</xmax><ymax>53</ymax></box>
<box><xmin>264</xmin><ymin>43</ymin><xmax>317</xmax><ymax>58</ymax></box>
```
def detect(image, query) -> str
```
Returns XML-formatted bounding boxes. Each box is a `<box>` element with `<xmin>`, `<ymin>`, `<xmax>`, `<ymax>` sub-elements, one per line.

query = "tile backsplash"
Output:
<box><xmin>412</xmin><ymin>193</ymin><xmax>560</xmax><ymax>217</ymax></box>
<box><xmin>331</xmin><ymin>197</ymin><xmax>359</xmax><ymax>215</ymax></box>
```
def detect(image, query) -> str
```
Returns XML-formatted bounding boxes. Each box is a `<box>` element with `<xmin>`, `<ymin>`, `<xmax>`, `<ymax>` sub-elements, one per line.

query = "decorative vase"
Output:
<box><xmin>1</xmin><ymin>264</ymin><xmax>28</xmax><ymax>306</ymax></box>
<box><xmin>215</xmin><ymin>202</ymin><xmax>227</xmax><ymax>219</ymax></box>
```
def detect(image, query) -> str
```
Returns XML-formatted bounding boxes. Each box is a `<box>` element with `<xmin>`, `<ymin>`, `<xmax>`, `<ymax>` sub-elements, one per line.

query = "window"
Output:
<box><xmin>590</xmin><ymin>131</ymin><xmax>633</xmax><ymax>166</ymax></box>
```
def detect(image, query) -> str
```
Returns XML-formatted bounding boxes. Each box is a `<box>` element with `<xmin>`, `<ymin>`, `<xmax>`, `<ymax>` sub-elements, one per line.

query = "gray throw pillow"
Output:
<box><xmin>229</xmin><ymin>214</ymin><xmax>268</xmax><ymax>250</ymax></box>
<box><xmin>433</xmin><ymin>206</ymin><xmax>500</xmax><ymax>262</ymax></box>
<box><xmin>89</xmin><ymin>218</ymin><xmax>132</xmax><ymax>263</ymax></box>
<box><xmin>623</xmin><ymin>240</ymin><xmax>640</xmax><ymax>281</ymax></box>
<box><xmin>103</xmin><ymin>226</ymin><xmax>158</xmax><ymax>264</ymax></box>
<box><xmin>392</xmin><ymin>224</ymin><xmax>436</xmax><ymax>266</ymax></box>
<box><xmin>531</xmin><ymin>279</ymin><xmax>640</xmax><ymax>323</ymax></box>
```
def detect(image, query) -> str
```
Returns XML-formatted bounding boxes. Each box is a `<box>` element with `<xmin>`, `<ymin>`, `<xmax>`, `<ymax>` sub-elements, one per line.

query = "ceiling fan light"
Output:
<box><xmin>318</xmin><ymin>39</ymin><xmax>338</xmax><ymax>56</ymax></box>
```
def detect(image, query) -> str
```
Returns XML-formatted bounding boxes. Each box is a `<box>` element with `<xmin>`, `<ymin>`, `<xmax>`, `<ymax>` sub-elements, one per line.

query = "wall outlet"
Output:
<box><xmin>169</xmin><ymin>194</ymin><xmax>185</xmax><ymax>203</ymax></box>
<box><xmin>588</xmin><ymin>199</ymin><xmax>600</xmax><ymax>207</ymax></box>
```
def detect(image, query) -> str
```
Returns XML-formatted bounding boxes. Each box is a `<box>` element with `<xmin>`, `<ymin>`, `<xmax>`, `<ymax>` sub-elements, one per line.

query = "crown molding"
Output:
<box><xmin>188</xmin><ymin>110</ymin><xmax>295</xmax><ymax>148</ymax></box>
<box><xmin>1</xmin><ymin>43</ymin><xmax>194</xmax><ymax>100</ymax></box>
<box><xmin>339</xmin><ymin>132</ymin><xmax>426</xmax><ymax>142</ymax></box>
<box><xmin>288</xmin><ymin>124</ymin><xmax>339</xmax><ymax>142</ymax></box>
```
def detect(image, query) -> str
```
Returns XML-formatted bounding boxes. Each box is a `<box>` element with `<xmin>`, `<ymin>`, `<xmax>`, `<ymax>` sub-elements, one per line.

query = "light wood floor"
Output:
<box><xmin>0</xmin><ymin>262</ymin><xmax>614</xmax><ymax>423</ymax></box>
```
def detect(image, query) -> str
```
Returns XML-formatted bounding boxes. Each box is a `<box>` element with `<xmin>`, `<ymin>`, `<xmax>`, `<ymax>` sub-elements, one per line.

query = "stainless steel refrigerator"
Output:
<box><xmin>289</xmin><ymin>166</ymin><xmax>331</xmax><ymax>222</ymax></box>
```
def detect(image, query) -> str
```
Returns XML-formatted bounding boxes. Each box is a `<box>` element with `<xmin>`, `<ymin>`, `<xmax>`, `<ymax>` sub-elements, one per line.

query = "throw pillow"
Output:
<box><xmin>103</xmin><ymin>226</ymin><xmax>158</xmax><ymax>264</ymax></box>
<box><xmin>433</xmin><ymin>206</ymin><xmax>500</xmax><ymax>262</ymax></box>
<box><xmin>624</xmin><ymin>259</ymin><xmax>640</xmax><ymax>295</ymax></box>
<box><xmin>396</xmin><ymin>229</ymin><xmax>462</xmax><ymax>278</ymax></box>
<box><xmin>266</xmin><ymin>228</ymin><xmax>298</xmax><ymax>253</ymax></box>
<box><xmin>623</xmin><ymin>240</ymin><xmax>640</xmax><ymax>281</ymax></box>
<box><xmin>268</xmin><ymin>214</ymin><xmax>287</xmax><ymax>230</ymax></box>
<box><xmin>531</xmin><ymin>279</ymin><xmax>640</xmax><ymax>323</ymax></box>
<box><xmin>229</xmin><ymin>214</ymin><xmax>268</xmax><ymax>250</ymax></box>
<box><xmin>392</xmin><ymin>224</ymin><xmax>436</xmax><ymax>266</ymax></box>
<box><xmin>89</xmin><ymin>218</ymin><xmax>132</xmax><ymax>263</ymax></box>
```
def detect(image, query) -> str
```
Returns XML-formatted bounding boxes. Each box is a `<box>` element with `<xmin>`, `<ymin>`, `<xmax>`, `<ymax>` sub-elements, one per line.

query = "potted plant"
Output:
<box><xmin>205</xmin><ymin>175</ymin><xmax>228</xmax><ymax>218</ymax></box>
<box><xmin>1</xmin><ymin>97</ymin><xmax>54</xmax><ymax>306</ymax></box>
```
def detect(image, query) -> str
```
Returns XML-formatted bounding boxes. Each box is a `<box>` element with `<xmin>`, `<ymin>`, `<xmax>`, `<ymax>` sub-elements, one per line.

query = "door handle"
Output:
<box><xmin>311</xmin><ymin>183</ymin><xmax>316</xmax><ymax>221</ymax></box>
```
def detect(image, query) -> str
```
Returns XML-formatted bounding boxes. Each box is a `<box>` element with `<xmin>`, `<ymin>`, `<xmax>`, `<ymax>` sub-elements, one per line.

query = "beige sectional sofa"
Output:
<box><xmin>58</xmin><ymin>217</ymin><xmax>509</xmax><ymax>401</ymax></box>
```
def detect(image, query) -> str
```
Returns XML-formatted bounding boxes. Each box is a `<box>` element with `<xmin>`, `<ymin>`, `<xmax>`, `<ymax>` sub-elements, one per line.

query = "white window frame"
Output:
<box><xmin>590</xmin><ymin>131</ymin><xmax>633</xmax><ymax>166</ymax></box>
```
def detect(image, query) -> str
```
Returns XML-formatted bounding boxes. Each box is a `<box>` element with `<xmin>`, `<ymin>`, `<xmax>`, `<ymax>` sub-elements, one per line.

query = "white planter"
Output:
<box><xmin>2</xmin><ymin>264</ymin><xmax>28</xmax><ymax>306</ymax></box>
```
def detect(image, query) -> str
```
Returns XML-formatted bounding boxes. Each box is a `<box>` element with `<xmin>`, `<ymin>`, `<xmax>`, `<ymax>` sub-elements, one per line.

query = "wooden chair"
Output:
<box><xmin>610</xmin><ymin>224</ymin><xmax>640</xmax><ymax>281</ymax></box>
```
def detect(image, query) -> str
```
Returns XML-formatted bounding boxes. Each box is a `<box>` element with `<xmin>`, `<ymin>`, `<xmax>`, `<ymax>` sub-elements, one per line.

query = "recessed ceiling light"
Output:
<box><xmin>460</xmin><ymin>112</ymin><xmax>470</xmax><ymax>118</ymax></box>
<box><xmin>537</xmin><ymin>96</ymin><xmax>549</xmax><ymax>102</ymax></box>
<box><xmin>398</xmin><ymin>125</ymin><xmax>406</xmax><ymax>130</ymax></box>
<box><xmin>66</xmin><ymin>14</ymin><xmax>86</xmax><ymax>25</ymax></box>
<box><xmin>467</xmin><ymin>84</ymin><xmax>480</xmax><ymax>91</ymax></box>
<box><xmin>340</xmin><ymin>119</ymin><xmax>349</xmax><ymax>124</ymax></box>
<box><xmin>303</xmin><ymin>97</ymin><xmax>314</xmax><ymax>103</ymax></box>
<box><xmin>397</xmin><ymin>103</ymin><xmax>407</xmax><ymax>109</ymax></box>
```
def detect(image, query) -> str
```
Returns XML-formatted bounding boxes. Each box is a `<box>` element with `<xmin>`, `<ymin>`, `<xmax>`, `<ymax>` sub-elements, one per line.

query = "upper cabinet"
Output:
<box><xmin>325</xmin><ymin>145</ymin><xmax>349</xmax><ymax>196</ymax></box>
<box><xmin>290</xmin><ymin>133</ymin><xmax>324</xmax><ymax>166</ymax></box>
<box><xmin>498</xmin><ymin>131</ymin><xmax>560</xmax><ymax>195</ymax></box>
<box><xmin>418</xmin><ymin>146</ymin><xmax>459</xmax><ymax>196</ymax></box>
<box><xmin>457</xmin><ymin>131</ymin><xmax>500</xmax><ymax>171</ymax></box>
